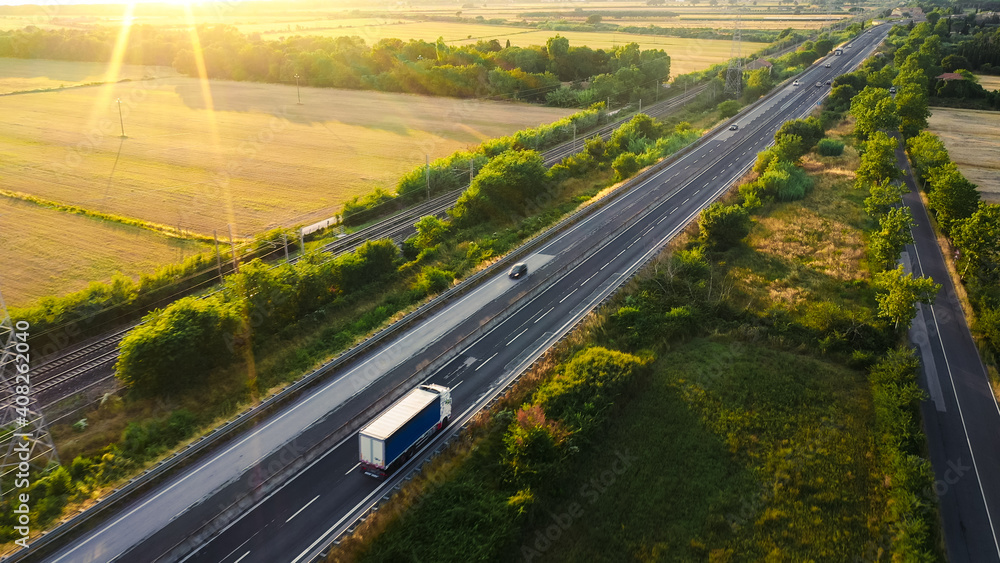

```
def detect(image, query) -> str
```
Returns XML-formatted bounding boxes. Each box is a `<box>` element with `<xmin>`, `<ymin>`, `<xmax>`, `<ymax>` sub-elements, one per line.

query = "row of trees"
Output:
<box><xmin>0</xmin><ymin>26</ymin><xmax>670</xmax><ymax>105</ymax></box>
<box><xmin>908</xmin><ymin>132</ymin><xmax>1000</xmax><ymax>357</ymax></box>
<box><xmin>116</xmin><ymin>239</ymin><xmax>401</xmax><ymax>395</ymax></box>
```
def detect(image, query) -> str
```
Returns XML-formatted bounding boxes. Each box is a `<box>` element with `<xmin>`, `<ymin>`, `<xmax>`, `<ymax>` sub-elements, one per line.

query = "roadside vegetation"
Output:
<box><xmin>331</xmin><ymin>97</ymin><xmax>942</xmax><ymax>562</ymax></box>
<box><xmin>0</xmin><ymin>109</ymin><xmax>704</xmax><ymax>546</ymax></box>
<box><xmin>0</xmin><ymin>20</ymin><xmax>869</xmax><ymax>546</ymax></box>
<box><xmin>334</xmin><ymin>15</ymin><xmax>1000</xmax><ymax>561</ymax></box>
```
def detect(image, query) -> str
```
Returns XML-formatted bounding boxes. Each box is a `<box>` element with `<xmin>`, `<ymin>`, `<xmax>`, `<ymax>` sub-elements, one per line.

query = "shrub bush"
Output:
<box><xmin>817</xmin><ymin>138</ymin><xmax>845</xmax><ymax>156</ymax></box>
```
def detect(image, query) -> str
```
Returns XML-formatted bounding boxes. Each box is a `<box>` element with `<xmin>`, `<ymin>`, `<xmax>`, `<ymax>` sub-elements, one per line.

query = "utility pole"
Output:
<box><xmin>299</xmin><ymin>229</ymin><xmax>306</xmax><ymax>258</ymax></box>
<box><xmin>227</xmin><ymin>223</ymin><xmax>239</xmax><ymax>274</ymax></box>
<box><xmin>116</xmin><ymin>98</ymin><xmax>126</xmax><ymax>138</ymax></box>
<box><xmin>469</xmin><ymin>159</ymin><xmax>474</xmax><ymax>186</ymax></box>
<box><xmin>294</xmin><ymin>74</ymin><xmax>302</xmax><ymax>105</ymax></box>
<box><xmin>213</xmin><ymin>230</ymin><xmax>223</xmax><ymax>280</ymax></box>
<box><xmin>425</xmin><ymin>155</ymin><xmax>430</xmax><ymax>200</ymax></box>
<box><xmin>283</xmin><ymin>233</ymin><xmax>289</xmax><ymax>262</ymax></box>
<box><xmin>572</xmin><ymin>123</ymin><xmax>576</xmax><ymax>149</ymax></box>
<box><xmin>725</xmin><ymin>0</ymin><xmax>744</xmax><ymax>99</ymax></box>
<box><xmin>639</xmin><ymin>98</ymin><xmax>642</xmax><ymax>114</ymax></box>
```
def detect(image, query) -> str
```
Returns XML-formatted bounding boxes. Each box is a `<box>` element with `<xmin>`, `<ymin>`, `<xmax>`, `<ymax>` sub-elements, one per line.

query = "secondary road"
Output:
<box><xmin>41</xmin><ymin>27</ymin><xmax>889</xmax><ymax>563</ymax></box>
<box><xmin>898</xmin><ymin>145</ymin><xmax>1000</xmax><ymax>562</ymax></box>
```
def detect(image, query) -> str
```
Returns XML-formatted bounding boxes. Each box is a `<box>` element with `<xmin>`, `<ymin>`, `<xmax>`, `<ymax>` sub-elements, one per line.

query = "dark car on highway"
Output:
<box><xmin>509</xmin><ymin>263</ymin><xmax>528</xmax><ymax>279</ymax></box>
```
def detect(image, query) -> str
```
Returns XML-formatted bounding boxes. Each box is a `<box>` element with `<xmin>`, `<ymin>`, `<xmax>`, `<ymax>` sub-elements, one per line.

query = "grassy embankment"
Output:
<box><xmin>331</xmin><ymin>118</ymin><xmax>941</xmax><ymax>562</ymax></box>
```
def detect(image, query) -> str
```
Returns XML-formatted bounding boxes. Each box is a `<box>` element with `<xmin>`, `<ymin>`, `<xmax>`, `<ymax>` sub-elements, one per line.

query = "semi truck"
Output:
<box><xmin>359</xmin><ymin>384</ymin><xmax>452</xmax><ymax>477</ymax></box>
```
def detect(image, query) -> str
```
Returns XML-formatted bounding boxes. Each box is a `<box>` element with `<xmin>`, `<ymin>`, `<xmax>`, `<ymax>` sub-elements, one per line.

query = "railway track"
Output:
<box><xmin>26</xmin><ymin>87</ymin><xmax>710</xmax><ymax>411</ymax></box>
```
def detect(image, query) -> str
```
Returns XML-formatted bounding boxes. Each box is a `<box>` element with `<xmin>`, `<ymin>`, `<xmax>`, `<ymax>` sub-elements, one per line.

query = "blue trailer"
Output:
<box><xmin>359</xmin><ymin>384</ymin><xmax>452</xmax><ymax>477</ymax></box>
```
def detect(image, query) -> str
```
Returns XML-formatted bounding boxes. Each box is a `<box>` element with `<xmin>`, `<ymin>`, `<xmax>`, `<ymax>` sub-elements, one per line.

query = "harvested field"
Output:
<box><xmin>975</xmin><ymin>74</ymin><xmax>1000</xmax><ymax>92</ymax></box>
<box><xmin>0</xmin><ymin>196</ymin><xmax>208</xmax><ymax>307</ymax></box>
<box><xmin>0</xmin><ymin>58</ymin><xmax>178</xmax><ymax>94</ymax></box>
<box><xmin>927</xmin><ymin>107</ymin><xmax>1000</xmax><ymax>204</ymax></box>
<box><xmin>0</xmin><ymin>75</ymin><xmax>572</xmax><ymax>237</ymax></box>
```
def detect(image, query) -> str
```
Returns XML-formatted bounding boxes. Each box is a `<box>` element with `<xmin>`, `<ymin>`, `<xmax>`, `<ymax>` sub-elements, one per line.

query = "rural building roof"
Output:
<box><xmin>936</xmin><ymin>72</ymin><xmax>966</xmax><ymax>81</ymax></box>
<box><xmin>744</xmin><ymin>59</ymin><xmax>773</xmax><ymax>71</ymax></box>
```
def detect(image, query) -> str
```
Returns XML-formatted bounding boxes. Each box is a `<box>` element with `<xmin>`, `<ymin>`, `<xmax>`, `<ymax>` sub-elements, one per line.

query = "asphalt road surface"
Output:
<box><xmin>898</xmin><ymin>145</ymin><xmax>1000</xmax><ymax>562</ymax></box>
<box><xmin>45</xmin><ymin>27</ymin><xmax>891</xmax><ymax>563</ymax></box>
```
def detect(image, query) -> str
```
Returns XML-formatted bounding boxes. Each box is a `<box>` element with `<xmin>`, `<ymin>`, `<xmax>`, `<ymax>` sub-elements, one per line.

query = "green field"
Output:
<box><xmin>0</xmin><ymin>197</ymin><xmax>208</xmax><ymax>307</ymax></box>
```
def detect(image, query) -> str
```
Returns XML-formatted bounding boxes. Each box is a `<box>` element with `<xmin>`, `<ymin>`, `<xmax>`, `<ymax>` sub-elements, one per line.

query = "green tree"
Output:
<box><xmin>941</xmin><ymin>54</ymin><xmax>971</xmax><ymax>73</ymax></box>
<box><xmin>926</xmin><ymin>163</ymin><xmax>981</xmax><ymax>234</ymax></box>
<box><xmin>952</xmin><ymin>203</ymin><xmax>1000</xmax><ymax>286</ymax></box>
<box><xmin>816</xmin><ymin>138</ymin><xmax>845</xmax><ymax>156</ymax></box>
<box><xmin>718</xmin><ymin>99</ymin><xmax>741</xmax><ymax>120</ymax></box>
<box><xmin>906</xmin><ymin>132</ymin><xmax>950</xmax><ymax>184</ymax></box>
<box><xmin>895</xmin><ymin>84</ymin><xmax>930</xmax><ymax>138</ymax></box>
<box><xmin>870</xmin><ymin>207</ymin><xmax>915</xmax><ymax>271</ymax></box>
<box><xmin>855</xmin><ymin>131</ymin><xmax>901</xmax><ymax>190</ymax></box>
<box><xmin>414</xmin><ymin>215</ymin><xmax>449</xmax><ymax>249</ymax></box>
<box><xmin>775</xmin><ymin>117</ymin><xmax>824</xmax><ymax>150</ymax></box>
<box><xmin>607</xmin><ymin>113</ymin><xmax>660</xmax><ymax>155</ymax></box>
<box><xmin>451</xmin><ymin>150</ymin><xmax>549</xmax><ymax>225</ymax></box>
<box><xmin>774</xmin><ymin>133</ymin><xmax>807</xmax><ymax>162</ymax></box>
<box><xmin>699</xmin><ymin>202</ymin><xmax>751</xmax><ymax>250</ymax></box>
<box><xmin>744</xmin><ymin>67</ymin><xmax>774</xmax><ymax>100</ymax></box>
<box><xmin>850</xmin><ymin>87</ymin><xmax>900</xmax><ymax>140</ymax></box>
<box><xmin>874</xmin><ymin>265</ymin><xmax>940</xmax><ymax>329</ymax></box>
<box><xmin>116</xmin><ymin>297</ymin><xmax>241</xmax><ymax>396</ymax></box>
<box><xmin>612</xmin><ymin>152</ymin><xmax>640</xmax><ymax>181</ymax></box>
<box><xmin>864</xmin><ymin>179</ymin><xmax>907</xmax><ymax>219</ymax></box>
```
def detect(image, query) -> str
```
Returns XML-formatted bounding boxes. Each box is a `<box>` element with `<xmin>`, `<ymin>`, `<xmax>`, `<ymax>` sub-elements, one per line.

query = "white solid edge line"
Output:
<box><xmin>910</xmin><ymin>227</ymin><xmax>1000</xmax><ymax>558</ymax></box>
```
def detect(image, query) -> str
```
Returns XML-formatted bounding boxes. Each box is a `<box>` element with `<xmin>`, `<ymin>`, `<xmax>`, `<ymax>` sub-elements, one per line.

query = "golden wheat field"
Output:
<box><xmin>0</xmin><ymin>197</ymin><xmax>209</xmax><ymax>307</ymax></box>
<box><xmin>927</xmin><ymin>107</ymin><xmax>1000</xmax><ymax>203</ymax></box>
<box><xmin>0</xmin><ymin>73</ymin><xmax>573</xmax><ymax>238</ymax></box>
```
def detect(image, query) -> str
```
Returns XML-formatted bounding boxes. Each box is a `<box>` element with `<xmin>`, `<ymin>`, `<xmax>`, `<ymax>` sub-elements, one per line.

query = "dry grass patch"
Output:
<box><xmin>755</xmin><ymin>208</ymin><xmax>864</xmax><ymax>282</ymax></box>
<box><xmin>0</xmin><ymin>196</ymin><xmax>209</xmax><ymax>307</ymax></box>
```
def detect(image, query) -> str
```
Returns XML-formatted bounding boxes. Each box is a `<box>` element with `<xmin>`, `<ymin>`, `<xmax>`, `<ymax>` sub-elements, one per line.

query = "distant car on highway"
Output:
<box><xmin>793</xmin><ymin>80</ymin><xmax>800</xmax><ymax>86</ymax></box>
<box><xmin>729</xmin><ymin>123</ymin><xmax>738</xmax><ymax>131</ymax></box>
<box><xmin>509</xmin><ymin>263</ymin><xmax>528</xmax><ymax>279</ymax></box>
<box><xmin>889</xmin><ymin>86</ymin><xmax>897</xmax><ymax>94</ymax></box>
<box><xmin>825</xmin><ymin>62</ymin><xmax>831</xmax><ymax>68</ymax></box>
<box><xmin>826</xmin><ymin>80</ymin><xmax>832</xmax><ymax>85</ymax></box>
<box><xmin>815</xmin><ymin>81</ymin><xmax>823</xmax><ymax>88</ymax></box>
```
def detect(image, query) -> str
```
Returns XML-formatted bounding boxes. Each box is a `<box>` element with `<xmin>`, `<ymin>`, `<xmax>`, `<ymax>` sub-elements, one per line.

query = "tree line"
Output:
<box><xmin>0</xmin><ymin>25</ymin><xmax>669</xmax><ymax>106</ymax></box>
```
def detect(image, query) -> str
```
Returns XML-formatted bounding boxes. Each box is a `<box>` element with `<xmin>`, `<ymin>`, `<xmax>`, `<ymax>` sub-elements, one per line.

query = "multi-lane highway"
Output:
<box><xmin>41</xmin><ymin>28</ymin><xmax>890</xmax><ymax>563</ymax></box>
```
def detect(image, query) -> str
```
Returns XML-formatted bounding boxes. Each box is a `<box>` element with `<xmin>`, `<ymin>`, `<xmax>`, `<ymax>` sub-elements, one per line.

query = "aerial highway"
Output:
<box><xmin>37</xmin><ymin>26</ymin><xmax>889</xmax><ymax>563</ymax></box>
<box><xmin>25</xmin><ymin>83</ymin><xmax>706</xmax><ymax>426</ymax></box>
